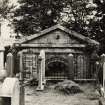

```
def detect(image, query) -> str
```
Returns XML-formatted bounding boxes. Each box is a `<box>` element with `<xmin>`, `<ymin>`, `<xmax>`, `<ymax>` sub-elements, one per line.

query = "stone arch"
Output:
<box><xmin>45</xmin><ymin>56</ymin><xmax>69</xmax><ymax>80</ymax></box>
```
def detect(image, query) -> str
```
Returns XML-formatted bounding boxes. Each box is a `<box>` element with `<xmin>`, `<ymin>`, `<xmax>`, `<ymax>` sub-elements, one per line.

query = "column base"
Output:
<box><xmin>36</xmin><ymin>85</ymin><xmax>44</xmax><ymax>91</ymax></box>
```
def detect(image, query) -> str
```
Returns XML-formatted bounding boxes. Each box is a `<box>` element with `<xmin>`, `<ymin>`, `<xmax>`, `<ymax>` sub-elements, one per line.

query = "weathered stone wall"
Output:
<box><xmin>19</xmin><ymin>48</ymin><xmax>90</xmax><ymax>80</ymax></box>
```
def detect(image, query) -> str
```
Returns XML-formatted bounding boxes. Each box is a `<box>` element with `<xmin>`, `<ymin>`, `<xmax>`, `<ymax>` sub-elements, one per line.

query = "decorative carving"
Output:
<box><xmin>55</xmin><ymin>35</ymin><xmax>60</xmax><ymax>40</ymax></box>
<box><xmin>46</xmin><ymin>56</ymin><xmax>69</xmax><ymax>68</ymax></box>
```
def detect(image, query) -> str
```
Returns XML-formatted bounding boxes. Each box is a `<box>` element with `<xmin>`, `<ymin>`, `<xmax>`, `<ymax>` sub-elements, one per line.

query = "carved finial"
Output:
<box><xmin>68</xmin><ymin>53</ymin><xmax>73</xmax><ymax>57</ymax></box>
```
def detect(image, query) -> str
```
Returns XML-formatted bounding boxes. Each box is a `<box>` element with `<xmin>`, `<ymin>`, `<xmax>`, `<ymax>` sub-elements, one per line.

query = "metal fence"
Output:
<box><xmin>22</xmin><ymin>52</ymin><xmax>38</xmax><ymax>80</ymax></box>
<box><xmin>45</xmin><ymin>56</ymin><xmax>69</xmax><ymax>80</ymax></box>
<box><xmin>14</xmin><ymin>49</ymin><xmax>97</xmax><ymax>81</ymax></box>
<box><xmin>73</xmin><ymin>54</ymin><xmax>96</xmax><ymax>81</ymax></box>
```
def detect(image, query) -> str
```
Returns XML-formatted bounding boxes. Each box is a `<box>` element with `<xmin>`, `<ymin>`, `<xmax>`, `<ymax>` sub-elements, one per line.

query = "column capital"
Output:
<box><xmin>68</xmin><ymin>53</ymin><xmax>73</xmax><ymax>57</ymax></box>
<box><xmin>0</xmin><ymin>46</ymin><xmax>4</xmax><ymax>51</ymax></box>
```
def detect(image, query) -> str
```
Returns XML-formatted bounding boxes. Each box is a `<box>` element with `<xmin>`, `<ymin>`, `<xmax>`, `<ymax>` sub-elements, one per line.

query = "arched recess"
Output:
<box><xmin>45</xmin><ymin>56</ymin><xmax>69</xmax><ymax>80</ymax></box>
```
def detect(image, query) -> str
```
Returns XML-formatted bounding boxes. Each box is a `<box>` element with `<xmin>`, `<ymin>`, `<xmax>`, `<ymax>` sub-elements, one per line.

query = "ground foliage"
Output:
<box><xmin>25</xmin><ymin>83</ymin><xmax>99</xmax><ymax>105</ymax></box>
<box><xmin>54</xmin><ymin>80</ymin><xmax>83</xmax><ymax>95</ymax></box>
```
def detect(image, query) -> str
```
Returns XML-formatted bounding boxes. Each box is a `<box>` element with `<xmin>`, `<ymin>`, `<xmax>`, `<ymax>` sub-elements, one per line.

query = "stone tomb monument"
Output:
<box><xmin>13</xmin><ymin>24</ymin><xmax>100</xmax><ymax>86</ymax></box>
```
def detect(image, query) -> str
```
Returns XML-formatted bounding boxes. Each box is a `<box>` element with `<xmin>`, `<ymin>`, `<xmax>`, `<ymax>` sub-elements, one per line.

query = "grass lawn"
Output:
<box><xmin>25</xmin><ymin>82</ymin><xmax>100</xmax><ymax>105</ymax></box>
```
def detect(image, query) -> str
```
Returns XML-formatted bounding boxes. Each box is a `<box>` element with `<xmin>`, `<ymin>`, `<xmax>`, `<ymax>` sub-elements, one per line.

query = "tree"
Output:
<box><xmin>14</xmin><ymin>0</ymin><xmax>105</xmax><ymax>54</ymax></box>
<box><xmin>59</xmin><ymin>0</ymin><xmax>97</xmax><ymax>37</ymax></box>
<box><xmin>13</xmin><ymin>0</ymin><xmax>96</xmax><ymax>36</ymax></box>
<box><xmin>0</xmin><ymin>0</ymin><xmax>14</xmax><ymax>35</ymax></box>
<box><xmin>13</xmin><ymin>0</ymin><xmax>64</xmax><ymax>35</ymax></box>
<box><xmin>92</xmin><ymin>0</ymin><xmax>105</xmax><ymax>54</ymax></box>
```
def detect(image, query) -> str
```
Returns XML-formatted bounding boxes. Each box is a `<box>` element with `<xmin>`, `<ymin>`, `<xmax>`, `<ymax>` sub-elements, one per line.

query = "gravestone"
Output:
<box><xmin>0</xmin><ymin>77</ymin><xmax>20</xmax><ymax>105</ymax></box>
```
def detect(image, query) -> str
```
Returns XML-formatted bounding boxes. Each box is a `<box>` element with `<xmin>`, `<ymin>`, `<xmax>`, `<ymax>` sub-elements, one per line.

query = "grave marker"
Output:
<box><xmin>0</xmin><ymin>77</ymin><xmax>20</xmax><ymax>105</ymax></box>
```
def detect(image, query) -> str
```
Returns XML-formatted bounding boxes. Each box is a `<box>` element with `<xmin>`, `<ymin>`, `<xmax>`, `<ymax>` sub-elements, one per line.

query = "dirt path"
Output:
<box><xmin>25</xmin><ymin>83</ymin><xmax>99</xmax><ymax>105</ymax></box>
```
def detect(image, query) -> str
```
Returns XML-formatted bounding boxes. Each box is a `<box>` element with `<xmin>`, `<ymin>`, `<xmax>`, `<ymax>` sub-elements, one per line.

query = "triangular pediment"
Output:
<box><xmin>16</xmin><ymin>24</ymin><xmax>99</xmax><ymax>47</ymax></box>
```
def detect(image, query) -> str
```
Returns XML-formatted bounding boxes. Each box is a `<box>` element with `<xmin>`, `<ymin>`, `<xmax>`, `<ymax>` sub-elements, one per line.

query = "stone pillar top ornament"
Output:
<box><xmin>101</xmin><ymin>53</ymin><xmax>105</xmax><ymax>62</ymax></box>
<box><xmin>0</xmin><ymin>43</ymin><xmax>4</xmax><ymax>51</ymax></box>
<box><xmin>39</xmin><ymin>50</ymin><xmax>45</xmax><ymax>59</ymax></box>
<box><xmin>68</xmin><ymin>53</ymin><xmax>73</xmax><ymax>57</ymax></box>
<box><xmin>101</xmin><ymin>53</ymin><xmax>105</xmax><ymax>57</ymax></box>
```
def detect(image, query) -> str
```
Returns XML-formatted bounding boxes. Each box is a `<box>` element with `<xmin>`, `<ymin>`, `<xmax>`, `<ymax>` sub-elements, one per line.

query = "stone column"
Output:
<box><xmin>18</xmin><ymin>51</ymin><xmax>25</xmax><ymax>105</ymax></box>
<box><xmin>6</xmin><ymin>53</ymin><xmax>14</xmax><ymax>77</ymax></box>
<box><xmin>41</xmin><ymin>50</ymin><xmax>45</xmax><ymax>83</ymax></box>
<box><xmin>0</xmin><ymin>45</ymin><xmax>7</xmax><ymax>82</ymax></box>
<box><xmin>0</xmin><ymin>45</ymin><xmax>5</xmax><ymax>70</ymax></box>
<box><xmin>101</xmin><ymin>54</ymin><xmax>105</xmax><ymax>97</ymax></box>
<box><xmin>37</xmin><ymin>50</ymin><xmax>45</xmax><ymax>90</ymax></box>
<box><xmin>68</xmin><ymin>54</ymin><xmax>74</xmax><ymax>80</ymax></box>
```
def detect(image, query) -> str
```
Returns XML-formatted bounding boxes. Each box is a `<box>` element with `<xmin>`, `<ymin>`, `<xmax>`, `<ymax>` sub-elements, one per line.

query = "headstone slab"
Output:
<box><xmin>0</xmin><ymin>77</ymin><xmax>19</xmax><ymax>97</ymax></box>
<box><xmin>0</xmin><ymin>77</ymin><xmax>20</xmax><ymax>105</ymax></box>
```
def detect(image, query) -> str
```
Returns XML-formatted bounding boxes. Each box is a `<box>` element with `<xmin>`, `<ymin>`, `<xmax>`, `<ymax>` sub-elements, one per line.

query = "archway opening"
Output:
<box><xmin>45</xmin><ymin>57</ymin><xmax>69</xmax><ymax>80</ymax></box>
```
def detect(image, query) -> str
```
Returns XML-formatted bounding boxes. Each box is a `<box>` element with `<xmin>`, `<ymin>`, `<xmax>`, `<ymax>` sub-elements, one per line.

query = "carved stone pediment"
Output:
<box><xmin>15</xmin><ymin>24</ymin><xmax>99</xmax><ymax>48</ymax></box>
